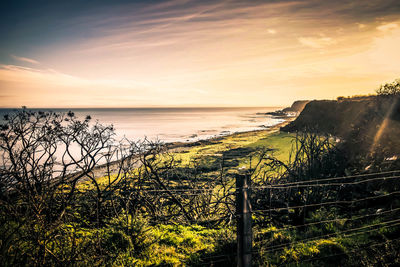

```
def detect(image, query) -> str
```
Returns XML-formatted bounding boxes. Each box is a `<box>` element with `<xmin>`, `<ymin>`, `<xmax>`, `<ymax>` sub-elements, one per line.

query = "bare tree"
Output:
<box><xmin>250</xmin><ymin>131</ymin><xmax>341</xmax><ymax>226</ymax></box>
<box><xmin>0</xmin><ymin>109</ymin><xmax>239</xmax><ymax>265</ymax></box>
<box><xmin>0</xmin><ymin>109</ymin><xmax>116</xmax><ymax>265</ymax></box>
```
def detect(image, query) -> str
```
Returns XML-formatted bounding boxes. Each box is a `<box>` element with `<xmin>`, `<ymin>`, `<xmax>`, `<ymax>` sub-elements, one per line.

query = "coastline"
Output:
<box><xmin>90</xmin><ymin>116</ymin><xmax>295</xmax><ymax>179</ymax></box>
<box><xmin>165</xmin><ymin>116</ymin><xmax>295</xmax><ymax>151</ymax></box>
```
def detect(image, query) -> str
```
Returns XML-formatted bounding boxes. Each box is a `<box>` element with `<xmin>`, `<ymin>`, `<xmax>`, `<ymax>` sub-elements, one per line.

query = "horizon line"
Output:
<box><xmin>0</xmin><ymin>106</ymin><xmax>285</xmax><ymax>109</ymax></box>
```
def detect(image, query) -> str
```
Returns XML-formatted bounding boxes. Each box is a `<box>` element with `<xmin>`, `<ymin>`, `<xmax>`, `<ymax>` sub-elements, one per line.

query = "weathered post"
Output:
<box><xmin>236</xmin><ymin>173</ymin><xmax>252</xmax><ymax>267</ymax></box>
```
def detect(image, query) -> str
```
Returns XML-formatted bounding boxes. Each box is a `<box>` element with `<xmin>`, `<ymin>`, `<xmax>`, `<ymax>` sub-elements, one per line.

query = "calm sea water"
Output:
<box><xmin>0</xmin><ymin>107</ymin><xmax>284</xmax><ymax>143</ymax></box>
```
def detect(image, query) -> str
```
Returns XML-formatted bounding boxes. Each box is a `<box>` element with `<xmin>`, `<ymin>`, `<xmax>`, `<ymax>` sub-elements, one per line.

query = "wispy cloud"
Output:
<box><xmin>0</xmin><ymin>64</ymin><xmax>154</xmax><ymax>90</ymax></box>
<box><xmin>298</xmin><ymin>36</ymin><xmax>336</xmax><ymax>49</ymax></box>
<box><xmin>11</xmin><ymin>55</ymin><xmax>40</xmax><ymax>65</ymax></box>
<box><xmin>0</xmin><ymin>64</ymin><xmax>209</xmax><ymax>107</ymax></box>
<box><xmin>357</xmin><ymin>23</ymin><xmax>366</xmax><ymax>29</ymax></box>
<box><xmin>1</xmin><ymin>0</ymin><xmax>400</xmax><ymax>107</ymax></box>
<box><xmin>376</xmin><ymin>22</ymin><xmax>398</xmax><ymax>31</ymax></box>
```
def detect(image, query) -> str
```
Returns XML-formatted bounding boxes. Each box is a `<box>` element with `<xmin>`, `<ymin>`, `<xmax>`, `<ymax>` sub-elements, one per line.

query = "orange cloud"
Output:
<box><xmin>376</xmin><ymin>22</ymin><xmax>398</xmax><ymax>31</ymax></box>
<box><xmin>298</xmin><ymin>36</ymin><xmax>337</xmax><ymax>49</ymax></box>
<box><xmin>11</xmin><ymin>55</ymin><xmax>40</xmax><ymax>65</ymax></box>
<box><xmin>1</xmin><ymin>1</ymin><xmax>400</xmax><ymax>108</ymax></box>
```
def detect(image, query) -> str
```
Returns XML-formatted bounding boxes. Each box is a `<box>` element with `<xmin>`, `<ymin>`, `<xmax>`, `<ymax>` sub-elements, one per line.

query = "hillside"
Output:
<box><xmin>281</xmin><ymin>96</ymin><xmax>400</xmax><ymax>156</ymax></box>
<box><xmin>282</xmin><ymin>100</ymin><xmax>310</xmax><ymax>113</ymax></box>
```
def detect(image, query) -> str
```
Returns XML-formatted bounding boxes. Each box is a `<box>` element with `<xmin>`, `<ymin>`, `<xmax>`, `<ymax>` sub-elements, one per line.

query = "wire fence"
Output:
<box><xmin>248</xmin><ymin>169</ymin><xmax>400</xmax><ymax>265</ymax></box>
<box><xmin>13</xmin><ymin>169</ymin><xmax>398</xmax><ymax>265</ymax></box>
<box><xmin>95</xmin><ymin>169</ymin><xmax>400</xmax><ymax>265</ymax></box>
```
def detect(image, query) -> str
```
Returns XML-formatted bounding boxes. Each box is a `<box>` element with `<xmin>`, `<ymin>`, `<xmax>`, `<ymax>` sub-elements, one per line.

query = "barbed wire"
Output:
<box><xmin>281</xmin><ymin>237</ymin><xmax>400</xmax><ymax>266</ymax></box>
<box><xmin>253</xmin><ymin>206</ymin><xmax>400</xmax><ymax>235</ymax></box>
<box><xmin>252</xmin><ymin>169</ymin><xmax>400</xmax><ymax>187</ymax></box>
<box><xmin>17</xmin><ymin>168</ymin><xmax>400</xmax><ymax>264</ymax></box>
<box><xmin>252</xmin><ymin>174</ymin><xmax>400</xmax><ymax>189</ymax></box>
<box><xmin>252</xmin><ymin>190</ymin><xmax>400</xmax><ymax>213</ymax></box>
<box><xmin>77</xmin><ymin>171</ymin><xmax>400</xmax><ymax>193</ymax></box>
<box><xmin>256</xmin><ymin>218</ymin><xmax>400</xmax><ymax>254</ymax></box>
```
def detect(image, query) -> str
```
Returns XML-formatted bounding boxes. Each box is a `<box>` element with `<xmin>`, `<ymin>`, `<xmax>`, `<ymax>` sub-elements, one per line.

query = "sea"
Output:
<box><xmin>0</xmin><ymin>107</ymin><xmax>284</xmax><ymax>143</ymax></box>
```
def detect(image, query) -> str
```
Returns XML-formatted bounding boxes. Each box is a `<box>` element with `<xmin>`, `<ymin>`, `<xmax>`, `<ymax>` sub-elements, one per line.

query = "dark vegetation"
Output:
<box><xmin>1</xmin><ymin>79</ymin><xmax>400</xmax><ymax>266</ymax></box>
<box><xmin>282</xmin><ymin>79</ymin><xmax>400</xmax><ymax>160</ymax></box>
<box><xmin>281</xmin><ymin>100</ymin><xmax>311</xmax><ymax>113</ymax></box>
<box><xmin>251</xmin><ymin>132</ymin><xmax>400</xmax><ymax>266</ymax></box>
<box><xmin>264</xmin><ymin>100</ymin><xmax>310</xmax><ymax>117</ymax></box>
<box><xmin>0</xmin><ymin>109</ymin><xmax>238</xmax><ymax>266</ymax></box>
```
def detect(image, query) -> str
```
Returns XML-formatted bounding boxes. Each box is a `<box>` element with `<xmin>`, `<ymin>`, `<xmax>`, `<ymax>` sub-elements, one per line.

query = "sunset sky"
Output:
<box><xmin>0</xmin><ymin>0</ymin><xmax>399</xmax><ymax>108</ymax></box>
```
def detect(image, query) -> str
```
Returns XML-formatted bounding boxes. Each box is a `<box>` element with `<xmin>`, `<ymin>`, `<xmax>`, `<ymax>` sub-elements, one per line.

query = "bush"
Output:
<box><xmin>376</xmin><ymin>78</ymin><xmax>400</xmax><ymax>96</ymax></box>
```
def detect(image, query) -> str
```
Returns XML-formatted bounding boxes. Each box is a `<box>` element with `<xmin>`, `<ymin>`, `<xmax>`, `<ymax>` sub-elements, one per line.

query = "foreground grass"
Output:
<box><xmin>71</xmin><ymin>129</ymin><xmax>296</xmax><ymax>265</ymax></box>
<box><xmin>71</xmin><ymin>128</ymin><xmax>400</xmax><ymax>266</ymax></box>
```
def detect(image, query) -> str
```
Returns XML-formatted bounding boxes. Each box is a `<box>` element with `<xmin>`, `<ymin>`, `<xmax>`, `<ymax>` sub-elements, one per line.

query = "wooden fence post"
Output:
<box><xmin>236</xmin><ymin>173</ymin><xmax>252</xmax><ymax>267</ymax></box>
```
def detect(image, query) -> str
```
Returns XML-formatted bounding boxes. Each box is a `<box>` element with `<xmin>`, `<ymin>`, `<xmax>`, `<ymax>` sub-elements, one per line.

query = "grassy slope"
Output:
<box><xmin>157</xmin><ymin>130</ymin><xmax>295</xmax><ymax>265</ymax></box>
<box><xmin>64</xmin><ymin>122</ymin><xmax>400</xmax><ymax>266</ymax></box>
<box><xmin>174</xmin><ymin>130</ymin><xmax>295</xmax><ymax>168</ymax></box>
<box><xmin>75</xmin><ymin>128</ymin><xmax>296</xmax><ymax>266</ymax></box>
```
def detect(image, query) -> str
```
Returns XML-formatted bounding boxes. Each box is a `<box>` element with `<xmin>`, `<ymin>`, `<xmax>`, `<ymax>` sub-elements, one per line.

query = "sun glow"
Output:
<box><xmin>1</xmin><ymin>1</ymin><xmax>400</xmax><ymax>107</ymax></box>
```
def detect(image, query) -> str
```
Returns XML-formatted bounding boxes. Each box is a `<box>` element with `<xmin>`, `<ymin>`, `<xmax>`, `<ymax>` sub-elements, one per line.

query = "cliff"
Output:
<box><xmin>282</xmin><ymin>100</ymin><xmax>310</xmax><ymax>113</ymax></box>
<box><xmin>264</xmin><ymin>100</ymin><xmax>311</xmax><ymax>117</ymax></box>
<box><xmin>281</xmin><ymin>96</ymin><xmax>400</xmax><ymax>155</ymax></box>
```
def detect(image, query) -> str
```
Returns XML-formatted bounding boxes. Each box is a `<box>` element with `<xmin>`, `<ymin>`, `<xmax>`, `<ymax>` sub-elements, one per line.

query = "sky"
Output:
<box><xmin>0</xmin><ymin>0</ymin><xmax>399</xmax><ymax>108</ymax></box>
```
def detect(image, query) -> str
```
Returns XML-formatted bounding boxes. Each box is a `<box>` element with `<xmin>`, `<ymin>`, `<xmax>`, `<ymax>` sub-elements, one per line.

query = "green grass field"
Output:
<box><xmin>173</xmin><ymin>130</ymin><xmax>295</xmax><ymax>170</ymax></box>
<box><xmin>82</xmin><ymin>129</ymin><xmax>296</xmax><ymax>189</ymax></box>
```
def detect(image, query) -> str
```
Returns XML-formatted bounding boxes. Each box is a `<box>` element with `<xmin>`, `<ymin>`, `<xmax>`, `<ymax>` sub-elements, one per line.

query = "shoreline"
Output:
<box><xmin>165</xmin><ymin>116</ymin><xmax>295</xmax><ymax>150</ymax></box>
<box><xmin>89</xmin><ymin>117</ymin><xmax>295</xmax><ymax>179</ymax></box>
